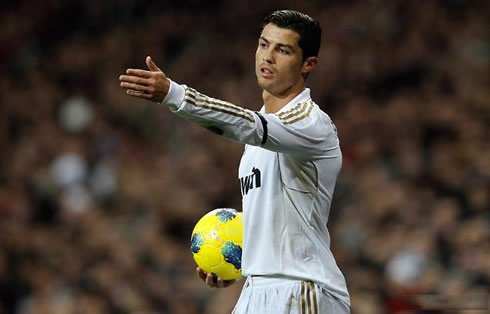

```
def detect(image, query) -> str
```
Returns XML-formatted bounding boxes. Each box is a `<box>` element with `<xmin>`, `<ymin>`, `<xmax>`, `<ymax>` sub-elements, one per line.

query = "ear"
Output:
<box><xmin>301</xmin><ymin>56</ymin><xmax>318</xmax><ymax>75</ymax></box>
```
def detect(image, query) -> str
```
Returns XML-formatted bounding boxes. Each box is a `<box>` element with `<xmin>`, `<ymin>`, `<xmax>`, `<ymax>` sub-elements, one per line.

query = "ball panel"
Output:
<box><xmin>192</xmin><ymin>253</ymin><xmax>210</xmax><ymax>273</ymax></box>
<box><xmin>223</xmin><ymin>217</ymin><xmax>243</xmax><ymax>244</ymax></box>
<box><xmin>215</xmin><ymin>208</ymin><xmax>237</xmax><ymax>222</ymax></box>
<box><xmin>193</xmin><ymin>244</ymin><xmax>223</xmax><ymax>269</ymax></box>
<box><xmin>190</xmin><ymin>232</ymin><xmax>203</xmax><ymax>254</ymax></box>
<box><xmin>221</xmin><ymin>241</ymin><xmax>242</xmax><ymax>271</ymax></box>
<box><xmin>210</xmin><ymin>262</ymin><xmax>241</xmax><ymax>280</ymax></box>
<box><xmin>202</xmin><ymin>227</ymin><xmax>223</xmax><ymax>247</ymax></box>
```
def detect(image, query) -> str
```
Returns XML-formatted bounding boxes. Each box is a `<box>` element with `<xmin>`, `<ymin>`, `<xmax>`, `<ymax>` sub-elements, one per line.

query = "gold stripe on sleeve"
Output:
<box><xmin>184</xmin><ymin>97</ymin><xmax>254</xmax><ymax>122</ymax></box>
<box><xmin>278</xmin><ymin>101</ymin><xmax>309</xmax><ymax>121</ymax></box>
<box><xmin>183</xmin><ymin>88</ymin><xmax>254</xmax><ymax>123</ymax></box>
<box><xmin>277</xmin><ymin>101</ymin><xmax>303</xmax><ymax>118</ymax></box>
<box><xmin>188</xmin><ymin>88</ymin><xmax>254</xmax><ymax>120</ymax></box>
<box><xmin>195</xmin><ymin>90</ymin><xmax>251</xmax><ymax>116</ymax></box>
<box><xmin>282</xmin><ymin>101</ymin><xmax>314</xmax><ymax>125</ymax></box>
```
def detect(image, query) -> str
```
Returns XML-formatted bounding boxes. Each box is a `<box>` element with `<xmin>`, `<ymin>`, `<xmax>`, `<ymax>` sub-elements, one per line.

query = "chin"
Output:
<box><xmin>256</xmin><ymin>79</ymin><xmax>269</xmax><ymax>90</ymax></box>
<box><xmin>257</xmin><ymin>76</ymin><xmax>274</xmax><ymax>86</ymax></box>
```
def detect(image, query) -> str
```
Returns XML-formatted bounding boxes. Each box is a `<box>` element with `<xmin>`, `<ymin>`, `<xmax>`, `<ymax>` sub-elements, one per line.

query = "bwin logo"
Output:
<box><xmin>239</xmin><ymin>167</ymin><xmax>261</xmax><ymax>195</ymax></box>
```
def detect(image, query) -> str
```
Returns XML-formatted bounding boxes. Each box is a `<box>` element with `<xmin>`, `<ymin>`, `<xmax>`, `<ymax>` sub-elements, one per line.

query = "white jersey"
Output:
<box><xmin>162</xmin><ymin>80</ymin><xmax>350</xmax><ymax>306</ymax></box>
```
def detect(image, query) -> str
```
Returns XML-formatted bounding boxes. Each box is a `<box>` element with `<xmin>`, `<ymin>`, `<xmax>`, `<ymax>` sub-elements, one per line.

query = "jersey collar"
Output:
<box><xmin>259</xmin><ymin>88</ymin><xmax>311</xmax><ymax>114</ymax></box>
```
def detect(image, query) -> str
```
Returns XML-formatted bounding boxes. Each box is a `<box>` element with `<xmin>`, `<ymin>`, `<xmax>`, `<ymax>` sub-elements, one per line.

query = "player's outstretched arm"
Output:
<box><xmin>119</xmin><ymin>56</ymin><xmax>169</xmax><ymax>103</ymax></box>
<box><xmin>196</xmin><ymin>267</ymin><xmax>236</xmax><ymax>288</ymax></box>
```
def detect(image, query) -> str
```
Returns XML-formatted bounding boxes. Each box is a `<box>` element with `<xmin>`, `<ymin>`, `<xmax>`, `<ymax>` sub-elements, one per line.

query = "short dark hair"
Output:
<box><xmin>262</xmin><ymin>10</ymin><xmax>322</xmax><ymax>61</ymax></box>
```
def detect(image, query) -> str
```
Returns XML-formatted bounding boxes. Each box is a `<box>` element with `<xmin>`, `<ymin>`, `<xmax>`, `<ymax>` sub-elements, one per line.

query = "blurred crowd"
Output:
<box><xmin>0</xmin><ymin>0</ymin><xmax>488</xmax><ymax>313</ymax></box>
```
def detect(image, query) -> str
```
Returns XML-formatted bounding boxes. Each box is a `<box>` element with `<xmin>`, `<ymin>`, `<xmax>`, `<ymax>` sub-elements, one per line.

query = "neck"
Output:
<box><xmin>263</xmin><ymin>84</ymin><xmax>305</xmax><ymax>114</ymax></box>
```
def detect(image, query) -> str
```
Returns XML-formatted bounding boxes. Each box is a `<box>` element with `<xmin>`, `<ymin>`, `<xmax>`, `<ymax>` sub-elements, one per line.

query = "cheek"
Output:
<box><xmin>281</xmin><ymin>61</ymin><xmax>302</xmax><ymax>78</ymax></box>
<box><xmin>255</xmin><ymin>49</ymin><xmax>262</xmax><ymax>61</ymax></box>
<box><xmin>254</xmin><ymin>54</ymin><xmax>261</xmax><ymax>70</ymax></box>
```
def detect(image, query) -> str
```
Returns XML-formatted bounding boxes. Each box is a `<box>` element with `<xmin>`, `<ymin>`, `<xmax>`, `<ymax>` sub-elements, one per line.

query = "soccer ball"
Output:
<box><xmin>190</xmin><ymin>208</ymin><xmax>243</xmax><ymax>280</ymax></box>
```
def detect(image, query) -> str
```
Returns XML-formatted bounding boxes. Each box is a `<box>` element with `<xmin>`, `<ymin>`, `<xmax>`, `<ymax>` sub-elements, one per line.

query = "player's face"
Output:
<box><xmin>255</xmin><ymin>23</ymin><xmax>312</xmax><ymax>97</ymax></box>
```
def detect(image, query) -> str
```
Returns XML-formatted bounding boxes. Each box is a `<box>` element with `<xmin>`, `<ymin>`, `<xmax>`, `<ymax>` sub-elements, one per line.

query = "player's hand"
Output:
<box><xmin>119</xmin><ymin>56</ymin><xmax>169</xmax><ymax>103</ymax></box>
<box><xmin>196</xmin><ymin>267</ymin><xmax>236</xmax><ymax>288</ymax></box>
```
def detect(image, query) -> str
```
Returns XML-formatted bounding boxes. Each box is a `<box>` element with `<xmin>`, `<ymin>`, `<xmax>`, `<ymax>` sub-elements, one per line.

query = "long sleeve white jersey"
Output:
<box><xmin>162</xmin><ymin>80</ymin><xmax>350</xmax><ymax>305</ymax></box>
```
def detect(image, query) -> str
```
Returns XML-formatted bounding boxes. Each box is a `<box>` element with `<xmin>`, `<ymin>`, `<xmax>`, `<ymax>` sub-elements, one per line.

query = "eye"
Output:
<box><xmin>259</xmin><ymin>42</ymin><xmax>267</xmax><ymax>48</ymax></box>
<box><xmin>278</xmin><ymin>48</ymin><xmax>290</xmax><ymax>55</ymax></box>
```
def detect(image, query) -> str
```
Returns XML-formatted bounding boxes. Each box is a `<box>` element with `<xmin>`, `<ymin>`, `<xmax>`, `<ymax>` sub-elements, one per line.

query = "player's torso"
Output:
<box><xmin>238</xmin><ymin>145</ymin><xmax>320</xmax><ymax>220</ymax></box>
<box><xmin>238</xmin><ymin>145</ymin><xmax>282</xmax><ymax>249</ymax></box>
<box><xmin>238</xmin><ymin>145</ymin><xmax>325</xmax><ymax>272</ymax></box>
<box><xmin>236</xmin><ymin>116</ymin><xmax>350</xmax><ymax>305</ymax></box>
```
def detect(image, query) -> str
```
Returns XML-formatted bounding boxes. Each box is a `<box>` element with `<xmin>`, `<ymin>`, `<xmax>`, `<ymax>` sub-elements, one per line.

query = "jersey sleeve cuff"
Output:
<box><xmin>161</xmin><ymin>79</ymin><xmax>186</xmax><ymax>111</ymax></box>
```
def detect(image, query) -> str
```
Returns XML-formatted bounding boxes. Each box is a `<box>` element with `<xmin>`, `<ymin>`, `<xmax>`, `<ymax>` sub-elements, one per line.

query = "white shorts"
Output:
<box><xmin>232</xmin><ymin>276</ymin><xmax>350</xmax><ymax>314</ymax></box>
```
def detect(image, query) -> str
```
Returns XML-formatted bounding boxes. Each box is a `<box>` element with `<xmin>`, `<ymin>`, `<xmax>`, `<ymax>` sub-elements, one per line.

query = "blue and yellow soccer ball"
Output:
<box><xmin>190</xmin><ymin>208</ymin><xmax>243</xmax><ymax>280</ymax></box>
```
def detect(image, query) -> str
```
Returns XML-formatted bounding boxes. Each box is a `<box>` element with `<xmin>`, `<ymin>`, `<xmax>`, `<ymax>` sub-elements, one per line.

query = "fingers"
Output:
<box><xmin>205</xmin><ymin>272</ymin><xmax>217</xmax><ymax>287</ymax></box>
<box><xmin>119</xmin><ymin>58</ymin><xmax>169</xmax><ymax>103</ymax></box>
<box><xmin>125</xmin><ymin>69</ymin><xmax>153</xmax><ymax>78</ymax></box>
<box><xmin>146</xmin><ymin>56</ymin><xmax>161</xmax><ymax>72</ymax></box>
<box><xmin>196</xmin><ymin>267</ymin><xmax>207</xmax><ymax>282</ymax></box>
<box><xmin>196</xmin><ymin>267</ymin><xmax>235</xmax><ymax>288</ymax></box>
<box><xmin>119</xmin><ymin>74</ymin><xmax>154</xmax><ymax>100</ymax></box>
<box><xmin>119</xmin><ymin>74</ymin><xmax>152</xmax><ymax>86</ymax></box>
<box><xmin>125</xmin><ymin>89</ymin><xmax>153</xmax><ymax>99</ymax></box>
<box><xmin>197</xmin><ymin>267</ymin><xmax>217</xmax><ymax>287</ymax></box>
<box><xmin>120</xmin><ymin>81</ymin><xmax>152</xmax><ymax>92</ymax></box>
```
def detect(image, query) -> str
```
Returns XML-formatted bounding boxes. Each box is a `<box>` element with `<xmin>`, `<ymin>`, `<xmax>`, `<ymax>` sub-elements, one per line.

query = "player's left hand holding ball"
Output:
<box><xmin>119</xmin><ymin>56</ymin><xmax>169</xmax><ymax>103</ymax></box>
<box><xmin>196</xmin><ymin>267</ymin><xmax>236</xmax><ymax>288</ymax></box>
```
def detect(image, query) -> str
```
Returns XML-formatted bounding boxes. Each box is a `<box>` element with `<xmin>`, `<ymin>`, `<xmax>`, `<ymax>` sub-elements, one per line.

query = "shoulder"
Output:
<box><xmin>273</xmin><ymin>99</ymin><xmax>316</xmax><ymax>126</ymax></box>
<box><xmin>273</xmin><ymin>100</ymin><xmax>334</xmax><ymax>134</ymax></box>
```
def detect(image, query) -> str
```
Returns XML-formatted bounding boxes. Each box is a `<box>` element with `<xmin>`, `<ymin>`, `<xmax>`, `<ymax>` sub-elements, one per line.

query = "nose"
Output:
<box><xmin>263</xmin><ymin>49</ymin><xmax>274</xmax><ymax>64</ymax></box>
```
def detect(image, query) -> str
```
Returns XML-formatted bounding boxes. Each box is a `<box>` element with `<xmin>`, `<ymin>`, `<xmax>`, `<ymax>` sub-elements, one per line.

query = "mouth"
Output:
<box><xmin>260</xmin><ymin>66</ymin><xmax>274</xmax><ymax>78</ymax></box>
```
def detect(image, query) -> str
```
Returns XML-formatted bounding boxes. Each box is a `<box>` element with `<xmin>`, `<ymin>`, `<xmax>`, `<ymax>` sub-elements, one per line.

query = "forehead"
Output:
<box><xmin>260</xmin><ymin>23</ymin><xmax>300</xmax><ymax>47</ymax></box>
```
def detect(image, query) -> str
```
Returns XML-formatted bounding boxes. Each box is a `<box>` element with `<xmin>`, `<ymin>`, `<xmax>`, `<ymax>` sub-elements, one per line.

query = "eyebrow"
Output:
<box><xmin>259</xmin><ymin>36</ymin><xmax>294</xmax><ymax>50</ymax></box>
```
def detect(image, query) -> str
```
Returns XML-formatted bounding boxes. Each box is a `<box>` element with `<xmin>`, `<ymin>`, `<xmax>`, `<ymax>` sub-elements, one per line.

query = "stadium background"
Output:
<box><xmin>0</xmin><ymin>0</ymin><xmax>488</xmax><ymax>313</ymax></box>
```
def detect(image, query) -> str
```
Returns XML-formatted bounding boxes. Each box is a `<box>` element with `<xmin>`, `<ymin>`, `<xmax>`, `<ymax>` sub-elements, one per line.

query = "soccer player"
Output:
<box><xmin>120</xmin><ymin>10</ymin><xmax>350</xmax><ymax>314</ymax></box>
